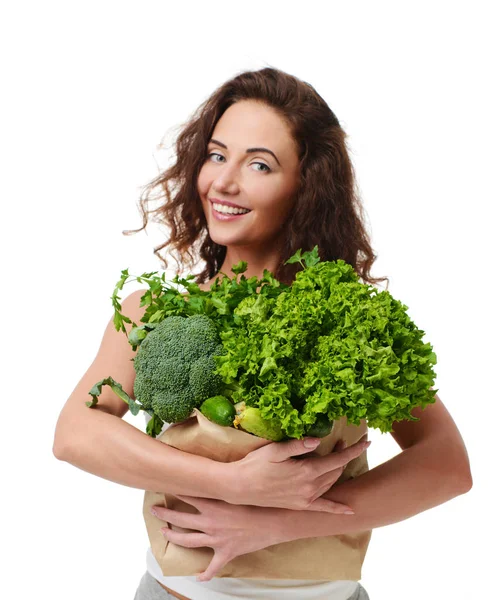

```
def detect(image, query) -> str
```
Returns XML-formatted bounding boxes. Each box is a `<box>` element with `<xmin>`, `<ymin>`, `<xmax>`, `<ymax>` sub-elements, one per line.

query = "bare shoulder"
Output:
<box><xmin>118</xmin><ymin>288</ymin><xmax>150</xmax><ymax>326</ymax></box>
<box><xmin>56</xmin><ymin>289</ymin><xmax>149</xmax><ymax>425</ymax></box>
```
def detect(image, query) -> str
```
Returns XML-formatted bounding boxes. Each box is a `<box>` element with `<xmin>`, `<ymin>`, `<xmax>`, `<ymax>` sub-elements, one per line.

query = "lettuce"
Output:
<box><xmin>214</xmin><ymin>247</ymin><xmax>437</xmax><ymax>437</ymax></box>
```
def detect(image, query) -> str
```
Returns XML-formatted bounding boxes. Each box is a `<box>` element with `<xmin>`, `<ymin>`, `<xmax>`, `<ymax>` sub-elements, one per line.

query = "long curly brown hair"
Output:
<box><xmin>124</xmin><ymin>66</ymin><xmax>387</xmax><ymax>287</ymax></box>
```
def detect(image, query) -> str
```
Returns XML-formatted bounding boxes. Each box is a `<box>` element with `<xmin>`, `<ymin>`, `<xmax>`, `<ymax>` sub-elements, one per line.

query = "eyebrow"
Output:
<box><xmin>209</xmin><ymin>138</ymin><xmax>281</xmax><ymax>166</ymax></box>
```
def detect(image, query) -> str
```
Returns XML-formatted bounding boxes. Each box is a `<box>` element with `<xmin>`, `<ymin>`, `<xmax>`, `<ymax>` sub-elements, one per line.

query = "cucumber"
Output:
<box><xmin>200</xmin><ymin>396</ymin><xmax>236</xmax><ymax>427</ymax></box>
<box><xmin>234</xmin><ymin>404</ymin><xmax>285</xmax><ymax>441</ymax></box>
<box><xmin>306</xmin><ymin>413</ymin><xmax>334</xmax><ymax>438</ymax></box>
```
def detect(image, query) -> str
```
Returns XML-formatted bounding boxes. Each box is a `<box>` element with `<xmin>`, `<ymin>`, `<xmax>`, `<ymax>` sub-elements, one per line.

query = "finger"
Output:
<box><xmin>311</xmin><ymin>439</ymin><xmax>371</xmax><ymax>477</ymax></box>
<box><xmin>334</xmin><ymin>434</ymin><xmax>368</xmax><ymax>450</ymax></box>
<box><xmin>151</xmin><ymin>506</ymin><xmax>203</xmax><ymax>530</ymax></box>
<box><xmin>162</xmin><ymin>528</ymin><xmax>211</xmax><ymax>548</ymax></box>
<box><xmin>315</xmin><ymin>464</ymin><xmax>346</xmax><ymax>489</ymax></box>
<box><xmin>197</xmin><ymin>551</ymin><xmax>231</xmax><ymax>582</ymax></box>
<box><xmin>264</xmin><ymin>437</ymin><xmax>323</xmax><ymax>463</ymax></box>
<box><xmin>306</xmin><ymin>497</ymin><xmax>355</xmax><ymax>514</ymax></box>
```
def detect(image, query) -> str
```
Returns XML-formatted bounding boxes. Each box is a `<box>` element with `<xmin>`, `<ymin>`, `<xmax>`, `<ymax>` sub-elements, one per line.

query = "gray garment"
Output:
<box><xmin>351</xmin><ymin>582</ymin><xmax>371</xmax><ymax>600</ymax></box>
<box><xmin>134</xmin><ymin>571</ymin><xmax>176</xmax><ymax>599</ymax></box>
<box><xmin>133</xmin><ymin>571</ymin><xmax>371</xmax><ymax>600</ymax></box>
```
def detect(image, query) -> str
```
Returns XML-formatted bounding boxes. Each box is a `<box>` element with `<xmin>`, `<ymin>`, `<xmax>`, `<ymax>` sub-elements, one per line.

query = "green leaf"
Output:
<box><xmin>302</xmin><ymin>245</ymin><xmax>320</xmax><ymax>267</ymax></box>
<box><xmin>260</xmin><ymin>356</ymin><xmax>277</xmax><ymax>377</ymax></box>
<box><xmin>284</xmin><ymin>248</ymin><xmax>302</xmax><ymax>265</ymax></box>
<box><xmin>148</xmin><ymin>309</ymin><xmax>165</xmax><ymax>323</ymax></box>
<box><xmin>113</xmin><ymin>311</ymin><xmax>125</xmax><ymax>333</ymax></box>
<box><xmin>87</xmin><ymin>376</ymin><xmax>142</xmax><ymax>415</ymax></box>
<box><xmin>231</xmin><ymin>261</ymin><xmax>248</xmax><ymax>275</ymax></box>
<box><xmin>116</xmin><ymin>269</ymin><xmax>130</xmax><ymax>290</ymax></box>
<box><xmin>145</xmin><ymin>412</ymin><xmax>165</xmax><ymax>438</ymax></box>
<box><xmin>261</xmin><ymin>269</ymin><xmax>280</xmax><ymax>288</ymax></box>
<box><xmin>211</xmin><ymin>296</ymin><xmax>229</xmax><ymax>314</ymax></box>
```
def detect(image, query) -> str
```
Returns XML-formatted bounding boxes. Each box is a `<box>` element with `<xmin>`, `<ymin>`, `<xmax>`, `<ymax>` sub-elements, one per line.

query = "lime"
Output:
<box><xmin>200</xmin><ymin>396</ymin><xmax>236</xmax><ymax>427</ymax></box>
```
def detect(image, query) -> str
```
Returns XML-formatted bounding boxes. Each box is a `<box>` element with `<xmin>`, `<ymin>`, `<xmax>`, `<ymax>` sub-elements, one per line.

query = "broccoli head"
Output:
<box><xmin>133</xmin><ymin>314</ymin><xmax>225</xmax><ymax>423</ymax></box>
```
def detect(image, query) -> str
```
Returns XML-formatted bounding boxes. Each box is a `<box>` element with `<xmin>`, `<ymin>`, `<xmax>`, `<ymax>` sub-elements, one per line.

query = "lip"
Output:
<box><xmin>209</xmin><ymin>197</ymin><xmax>251</xmax><ymax>210</ymax></box>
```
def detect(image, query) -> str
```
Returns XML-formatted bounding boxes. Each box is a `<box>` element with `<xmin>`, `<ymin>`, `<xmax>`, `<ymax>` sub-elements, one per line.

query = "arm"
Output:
<box><xmin>271</xmin><ymin>394</ymin><xmax>473</xmax><ymax>541</ymax></box>
<box><xmin>151</xmin><ymin>394</ymin><xmax>473</xmax><ymax>581</ymax></box>
<box><xmin>52</xmin><ymin>289</ymin><xmax>228</xmax><ymax>500</ymax></box>
<box><xmin>53</xmin><ymin>289</ymin><xmax>355</xmax><ymax>511</ymax></box>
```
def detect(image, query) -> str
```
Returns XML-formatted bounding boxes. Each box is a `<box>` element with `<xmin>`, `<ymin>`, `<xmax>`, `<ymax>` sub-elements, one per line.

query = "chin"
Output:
<box><xmin>207</xmin><ymin>231</ymin><xmax>240</xmax><ymax>247</ymax></box>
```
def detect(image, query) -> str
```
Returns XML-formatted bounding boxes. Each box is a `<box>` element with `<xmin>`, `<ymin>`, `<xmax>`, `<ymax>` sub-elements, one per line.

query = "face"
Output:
<box><xmin>197</xmin><ymin>100</ymin><xmax>301</xmax><ymax>251</ymax></box>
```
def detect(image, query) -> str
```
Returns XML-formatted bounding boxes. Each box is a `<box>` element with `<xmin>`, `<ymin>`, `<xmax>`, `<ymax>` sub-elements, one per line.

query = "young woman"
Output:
<box><xmin>53</xmin><ymin>67</ymin><xmax>472</xmax><ymax>600</ymax></box>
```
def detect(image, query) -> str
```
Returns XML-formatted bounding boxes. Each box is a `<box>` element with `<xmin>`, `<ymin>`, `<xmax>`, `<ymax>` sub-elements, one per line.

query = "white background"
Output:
<box><xmin>1</xmin><ymin>1</ymin><xmax>495</xmax><ymax>598</ymax></box>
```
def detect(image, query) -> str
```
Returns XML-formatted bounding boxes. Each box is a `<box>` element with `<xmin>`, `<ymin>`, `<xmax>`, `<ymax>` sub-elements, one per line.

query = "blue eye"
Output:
<box><xmin>207</xmin><ymin>152</ymin><xmax>271</xmax><ymax>173</ymax></box>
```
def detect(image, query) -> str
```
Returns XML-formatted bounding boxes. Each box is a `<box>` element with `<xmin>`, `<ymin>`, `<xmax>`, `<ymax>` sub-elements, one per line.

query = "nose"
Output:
<box><xmin>211</xmin><ymin>162</ymin><xmax>240</xmax><ymax>195</ymax></box>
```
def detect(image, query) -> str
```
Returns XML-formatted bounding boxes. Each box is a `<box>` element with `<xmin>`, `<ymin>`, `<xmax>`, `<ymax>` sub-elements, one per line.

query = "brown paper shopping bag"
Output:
<box><xmin>143</xmin><ymin>409</ymin><xmax>372</xmax><ymax>580</ymax></box>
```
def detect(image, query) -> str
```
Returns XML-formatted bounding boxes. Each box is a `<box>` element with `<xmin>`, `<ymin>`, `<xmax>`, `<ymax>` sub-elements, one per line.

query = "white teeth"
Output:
<box><xmin>213</xmin><ymin>202</ymin><xmax>251</xmax><ymax>215</ymax></box>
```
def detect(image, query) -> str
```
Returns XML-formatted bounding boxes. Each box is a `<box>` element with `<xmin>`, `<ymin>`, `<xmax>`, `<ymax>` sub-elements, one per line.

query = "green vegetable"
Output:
<box><xmin>305</xmin><ymin>413</ymin><xmax>334</xmax><ymax>438</ymax></box>
<box><xmin>88</xmin><ymin>314</ymin><xmax>227</xmax><ymax>435</ymax></box>
<box><xmin>86</xmin><ymin>375</ymin><xmax>163</xmax><ymax>437</ymax></box>
<box><xmin>234</xmin><ymin>402</ymin><xmax>285</xmax><ymax>441</ymax></box>
<box><xmin>200</xmin><ymin>396</ymin><xmax>236</xmax><ymax>427</ymax></box>
<box><xmin>90</xmin><ymin>245</ymin><xmax>437</xmax><ymax>439</ymax></box>
<box><xmin>132</xmin><ymin>314</ymin><xmax>225</xmax><ymax>423</ymax></box>
<box><xmin>128</xmin><ymin>324</ymin><xmax>155</xmax><ymax>347</ymax></box>
<box><xmin>214</xmin><ymin>247</ymin><xmax>437</xmax><ymax>437</ymax></box>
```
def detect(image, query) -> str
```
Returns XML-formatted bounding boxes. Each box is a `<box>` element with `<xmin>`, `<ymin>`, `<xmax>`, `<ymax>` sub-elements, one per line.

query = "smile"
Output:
<box><xmin>212</xmin><ymin>202</ymin><xmax>251</xmax><ymax>215</ymax></box>
<box><xmin>211</xmin><ymin>202</ymin><xmax>252</xmax><ymax>221</ymax></box>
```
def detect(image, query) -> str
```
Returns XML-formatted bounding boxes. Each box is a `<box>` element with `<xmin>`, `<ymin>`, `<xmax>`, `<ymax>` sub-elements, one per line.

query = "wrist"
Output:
<box><xmin>208</xmin><ymin>459</ymin><xmax>241</xmax><ymax>503</ymax></box>
<box><xmin>257</xmin><ymin>505</ymin><xmax>300</xmax><ymax>545</ymax></box>
<box><xmin>276</xmin><ymin>507</ymin><xmax>325</xmax><ymax>542</ymax></box>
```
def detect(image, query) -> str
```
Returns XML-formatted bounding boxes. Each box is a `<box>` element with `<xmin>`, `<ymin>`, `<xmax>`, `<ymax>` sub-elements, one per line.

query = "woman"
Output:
<box><xmin>53</xmin><ymin>67</ymin><xmax>472</xmax><ymax>600</ymax></box>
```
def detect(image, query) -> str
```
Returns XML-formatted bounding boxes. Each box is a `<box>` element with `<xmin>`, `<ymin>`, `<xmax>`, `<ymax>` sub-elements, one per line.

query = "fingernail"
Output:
<box><xmin>344</xmin><ymin>510</ymin><xmax>355</xmax><ymax>515</ymax></box>
<box><xmin>304</xmin><ymin>438</ymin><xmax>320</xmax><ymax>448</ymax></box>
<box><xmin>150</xmin><ymin>508</ymin><xmax>158</xmax><ymax>516</ymax></box>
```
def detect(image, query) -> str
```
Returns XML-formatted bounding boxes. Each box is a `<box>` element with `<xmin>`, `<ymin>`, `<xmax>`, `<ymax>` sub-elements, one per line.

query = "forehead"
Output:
<box><xmin>211</xmin><ymin>100</ymin><xmax>297</xmax><ymax>154</ymax></box>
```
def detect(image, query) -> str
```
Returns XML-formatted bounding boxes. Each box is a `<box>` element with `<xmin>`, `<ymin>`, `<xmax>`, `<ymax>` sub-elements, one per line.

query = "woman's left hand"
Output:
<box><xmin>150</xmin><ymin>496</ymin><xmax>290</xmax><ymax>582</ymax></box>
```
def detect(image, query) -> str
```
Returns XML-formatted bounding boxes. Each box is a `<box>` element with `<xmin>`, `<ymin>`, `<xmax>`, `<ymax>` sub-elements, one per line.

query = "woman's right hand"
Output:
<box><xmin>224</xmin><ymin>435</ymin><xmax>370</xmax><ymax>513</ymax></box>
